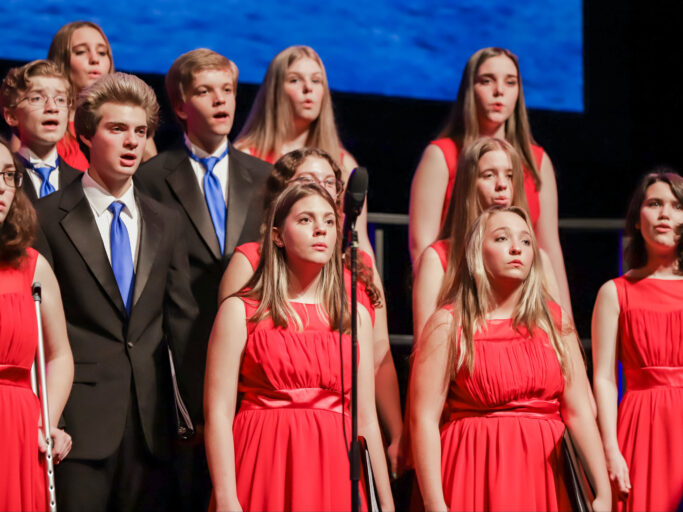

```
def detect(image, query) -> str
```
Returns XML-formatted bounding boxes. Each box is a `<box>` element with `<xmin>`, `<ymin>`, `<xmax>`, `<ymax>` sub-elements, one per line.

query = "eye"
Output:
<box><xmin>28</xmin><ymin>94</ymin><xmax>43</xmax><ymax>105</ymax></box>
<box><xmin>495</xmin><ymin>235</ymin><xmax>507</xmax><ymax>242</ymax></box>
<box><xmin>55</xmin><ymin>95</ymin><xmax>69</xmax><ymax>106</ymax></box>
<box><xmin>326</xmin><ymin>218</ymin><xmax>335</xmax><ymax>226</ymax></box>
<box><xmin>506</xmin><ymin>79</ymin><xmax>518</xmax><ymax>86</ymax></box>
<box><xmin>136</xmin><ymin>127</ymin><xmax>147</xmax><ymax>136</ymax></box>
<box><xmin>522</xmin><ymin>239</ymin><xmax>532</xmax><ymax>246</ymax></box>
<box><xmin>298</xmin><ymin>215</ymin><xmax>311</xmax><ymax>224</ymax></box>
<box><xmin>647</xmin><ymin>200</ymin><xmax>661</xmax><ymax>207</ymax></box>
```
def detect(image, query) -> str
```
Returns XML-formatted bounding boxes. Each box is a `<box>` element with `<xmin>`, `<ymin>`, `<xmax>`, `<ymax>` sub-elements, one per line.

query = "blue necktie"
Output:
<box><xmin>108</xmin><ymin>201</ymin><xmax>135</xmax><ymax>314</ymax></box>
<box><xmin>18</xmin><ymin>156</ymin><xmax>57</xmax><ymax>197</ymax></box>
<box><xmin>187</xmin><ymin>146</ymin><xmax>228</xmax><ymax>254</ymax></box>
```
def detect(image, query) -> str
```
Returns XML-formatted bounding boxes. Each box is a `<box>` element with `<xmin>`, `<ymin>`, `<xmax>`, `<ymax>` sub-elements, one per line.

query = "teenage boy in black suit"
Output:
<box><xmin>34</xmin><ymin>72</ymin><xmax>198</xmax><ymax>511</ymax></box>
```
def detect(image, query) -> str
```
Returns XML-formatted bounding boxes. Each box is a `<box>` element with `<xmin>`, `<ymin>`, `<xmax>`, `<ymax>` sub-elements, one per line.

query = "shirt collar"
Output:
<box><xmin>183</xmin><ymin>134</ymin><xmax>229</xmax><ymax>159</ymax></box>
<box><xmin>82</xmin><ymin>171</ymin><xmax>136</xmax><ymax>218</ymax></box>
<box><xmin>17</xmin><ymin>145</ymin><xmax>59</xmax><ymax>168</ymax></box>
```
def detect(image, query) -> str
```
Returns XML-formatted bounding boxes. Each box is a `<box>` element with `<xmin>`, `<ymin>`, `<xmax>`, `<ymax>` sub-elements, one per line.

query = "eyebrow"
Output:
<box><xmin>2</xmin><ymin>163</ymin><xmax>16</xmax><ymax>171</ymax></box>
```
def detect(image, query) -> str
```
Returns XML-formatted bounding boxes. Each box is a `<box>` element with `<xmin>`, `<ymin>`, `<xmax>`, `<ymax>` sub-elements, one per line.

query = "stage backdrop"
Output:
<box><xmin>0</xmin><ymin>0</ymin><xmax>583</xmax><ymax>111</ymax></box>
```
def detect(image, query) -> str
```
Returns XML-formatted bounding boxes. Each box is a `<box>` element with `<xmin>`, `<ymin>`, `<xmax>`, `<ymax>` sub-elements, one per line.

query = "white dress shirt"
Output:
<box><xmin>82</xmin><ymin>172</ymin><xmax>141</xmax><ymax>267</ymax></box>
<box><xmin>183</xmin><ymin>135</ymin><xmax>229</xmax><ymax>204</ymax></box>
<box><xmin>18</xmin><ymin>145</ymin><xmax>61</xmax><ymax>192</ymax></box>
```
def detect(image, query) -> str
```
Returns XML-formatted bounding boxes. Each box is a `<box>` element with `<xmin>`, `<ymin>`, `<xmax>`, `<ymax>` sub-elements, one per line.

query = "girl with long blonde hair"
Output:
<box><xmin>410</xmin><ymin>206</ymin><xmax>611</xmax><ymax>511</ymax></box>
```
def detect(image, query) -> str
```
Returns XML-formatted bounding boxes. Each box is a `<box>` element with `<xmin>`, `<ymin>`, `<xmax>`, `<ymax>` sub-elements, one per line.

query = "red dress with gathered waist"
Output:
<box><xmin>0</xmin><ymin>248</ymin><xmax>47</xmax><ymax>511</ymax></box>
<box><xmin>614</xmin><ymin>276</ymin><xmax>683</xmax><ymax>512</ymax></box>
<box><xmin>233</xmin><ymin>298</ymin><xmax>365</xmax><ymax>511</ymax></box>
<box><xmin>440</xmin><ymin>302</ymin><xmax>570</xmax><ymax>511</ymax></box>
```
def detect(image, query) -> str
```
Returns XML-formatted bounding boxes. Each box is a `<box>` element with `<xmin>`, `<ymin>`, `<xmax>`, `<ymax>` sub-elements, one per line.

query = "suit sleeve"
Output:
<box><xmin>33</xmin><ymin>223</ymin><xmax>54</xmax><ymax>268</ymax></box>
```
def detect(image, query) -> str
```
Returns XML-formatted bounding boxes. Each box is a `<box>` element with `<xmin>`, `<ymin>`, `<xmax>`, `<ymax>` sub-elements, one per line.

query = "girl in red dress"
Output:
<box><xmin>408</xmin><ymin>47</ymin><xmax>572</xmax><ymax>315</ymax></box>
<box><xmin>0</xmin><ymin>138</ymin><xmax>73</xmax><ymax>510</ymax></box>
<box><xmin>410</xmin><ymin>206</ymin><xmax>611</xmax><ymax>512</ymax></box>
<box><xmin>204</xmin><ymin>182</ymin><xmax>394</xmax><ymax>511</ymax></box>
<box><xmin>219</xmin><ymin>147</ymin><xmax>404</xmax><ymax>479</ymax></box>
<box><xmin>44</xmin><ymin>21</ymin><xmax>156</xmax><ymax>169</ymax></box>
<box><xmin>592</xmin><ymin>171</ymin><xmax>683</xmax><ymax>511</ymax></box>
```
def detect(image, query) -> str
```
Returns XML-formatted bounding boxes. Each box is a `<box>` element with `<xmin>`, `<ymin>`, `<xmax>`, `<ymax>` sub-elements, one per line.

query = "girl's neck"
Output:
<box><xmin>633</xmin><ymin>249</ymin><xmax>680</xmax><ymax>279</ymax></box>
<box><xmin>281</xmin><ymin>121</ymin><xmax>311</xmax><ymax>155</ymax></box>
<box><xmin>487</xmin><ymin>281</ymin><xmax>523</xmax><ymax>319</ymax></box>
<box><xmin>286</xmin><ymin>262</ymin><xmax>324</xmax><ymax>303</ymax></box>
<box><xmin>479</xmin><ymin>121</ymin><xmax>506</xmax><ymax>139</ymax></box>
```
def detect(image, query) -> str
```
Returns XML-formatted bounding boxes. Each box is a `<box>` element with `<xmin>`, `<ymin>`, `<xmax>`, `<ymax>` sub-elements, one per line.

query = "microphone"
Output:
<box><xmin>342</xmin><ymin>167</ymin><xmax>369</xmax><ymax>252</ymax></box>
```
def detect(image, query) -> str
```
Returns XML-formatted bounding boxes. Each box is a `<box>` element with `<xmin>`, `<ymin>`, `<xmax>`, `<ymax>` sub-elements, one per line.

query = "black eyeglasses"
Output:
<box><xmin>0</xmin><ymin>170</ymin><xmax>23</xmax><ymax>188</ymax></box>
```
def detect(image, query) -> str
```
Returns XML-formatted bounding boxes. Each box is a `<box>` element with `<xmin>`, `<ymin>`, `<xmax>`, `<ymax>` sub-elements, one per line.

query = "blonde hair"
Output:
<box><xmin>440</xmin><ymin>47</ymin><xmax>541</xmax><ymax>188</ymax></box>
<box><xmin>437</xmin><ymin>137</ymin><xmax>528</xmax><ymax>305</ymax></box>
<box><xmin>443</xmin><ymin>207</ymin><xmax>568</xmax><ymax>376</ymax></box>
<box><xmin>165</xmin><ymin>48</ymin><xmax>239</xmax><ymax>131</ymax></box>
<box><xmin>47</xmin><ymin>21</ymin><xmax>114</xmax><ymax>93</ymax></box>
<box><xmin>74</xmin><ymin>72</ymin><xmax>159</xmax><ymax>158</ymax></box>
<box><xmin>236</xmin><ymin>46</ymin><xmax>343</xmax><ymax>165</ymax></box>
<box><xmin>238</xmin><ymin>181</ymin><xmax>350</xmax><ymax>333</ymax></box>
<box><xmin>0</xmin><ymin>59</ymin><xmax>72</xmax><ymax>110</ymax></box>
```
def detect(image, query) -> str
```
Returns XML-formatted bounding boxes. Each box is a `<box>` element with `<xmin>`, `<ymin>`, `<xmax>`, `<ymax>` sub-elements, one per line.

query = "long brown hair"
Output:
<box><xmin>0</xmin><ymin>137</ymin><xmax>37</xmax><ymax>266</ymax></box>
<box><xmin>437</xmin><ymin>137</ymin><xmax>528</xmax><ymax>306</ymax></box>
<box><xmin>624</xmin><ymin>170</ymin><xmax>683</xmax><ymax>273</ymax></box>
<box><xmin>265</xmin><ymin>148</ymin><xmax>381</xmax><ymax>307</ymax></box>
<box><xmin>443</xmin><ymin>207</ymin><xmax>568</xmax><ymax>376</ymax></box>
<box><xmin>439</xmin><ymin>47</ymin><xmax>541</xmax><ymax>188</ymax></box>
<box><xmin>236</xmin><ymin>46</ymin><xmax>343</xmax><ymax>165</ymax></box>
<box><xmin>239</xmin><ymin>181</ymin><xmax>350</xmax><ymax>333</ymax></box>
<box><xmin>47</xmin><ymin>21</ymin><xmax>114</xmax><ymax>93</ymax></box>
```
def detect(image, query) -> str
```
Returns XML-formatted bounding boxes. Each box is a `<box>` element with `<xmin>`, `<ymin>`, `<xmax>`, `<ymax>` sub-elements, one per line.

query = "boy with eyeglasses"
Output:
<box><xmin>1</xmin><ymin>59</ymin><xmax>80</xmax><ymax>201</ymax></box>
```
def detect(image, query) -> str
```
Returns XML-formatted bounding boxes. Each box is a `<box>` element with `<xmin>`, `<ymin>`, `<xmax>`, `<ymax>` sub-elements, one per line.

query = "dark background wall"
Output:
<box><xmin>1</xmin><ymin>1</ymin><xmax>681</xmax><ymax>341</ymax></box>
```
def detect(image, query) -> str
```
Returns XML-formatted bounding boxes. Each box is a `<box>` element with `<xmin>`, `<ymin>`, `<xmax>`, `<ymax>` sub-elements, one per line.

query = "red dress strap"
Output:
<box><xmin>429</xmin><ymin>239</ymin><xmax>449</xmax><ymax>271</ymax></box>
<box><xmin>235</xmin><ymin>242</ymin><xmax>260</xmax><ymax>271</ymax></box>
<box><xmin>430</xmin><ymin>138</ymin><xmax>459</xmax><ymax>226</ymax></box>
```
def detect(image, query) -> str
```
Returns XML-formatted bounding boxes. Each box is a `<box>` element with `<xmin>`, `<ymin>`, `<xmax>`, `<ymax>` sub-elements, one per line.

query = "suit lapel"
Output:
<box><xmin>225</xmin><ymin>142</ymin><xmax>256</xmax><ymax>257</ymax></box>
<box><xmin>22</xmin><ymin>170</ymin><xmax>39</xmax><ymax>202</ymax></box>
<box><xmin>59</xmin><ymin>181</ymin><xmax>126</xmax><ymax>314</ymax></box>
<box><xmin>165</xmin><ymin>150</ymin><xmax>222</xmax><ymax>260</ymax></box>
<box><xmin>58</xmin><ymin>161</ymin><xmax>82</xmax><ymax>189</ymax></box>
<box><xmin>132</xmin><ymin>194</ymin><xmax>163</xmax><ymax>307</ymax></box>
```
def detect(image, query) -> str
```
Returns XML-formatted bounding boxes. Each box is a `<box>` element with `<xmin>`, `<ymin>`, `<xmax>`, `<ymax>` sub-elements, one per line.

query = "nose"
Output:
<box><xmin>495</xmin><ymin>174</ymin><xmax>508</xmax><ymax>190</ymax></box>
<box><xmin>493</xmin><ymin>78</ymin><xmax>504</xmax><ymax>96</ymax></box>
<box><xmin>212</xmin><ymin>90</ymin><xmax>226</xmax><ymax>105</ymax></box>
<box><xmin>302</xmin><ymin>78</ymin><xmax>313</xmax><ymax>93</ymax></box>
<box><xmin>89</xmin><ymin>49</ymin><xmax>100</xmax><ymax>64</ymax></box>
<box><xmin>44</xmin><ymin>96</ymin><xmax>59</xmax><ymax>112</ymax></box>
<box><xmin>123</xmin><ymin>129</ymin><xmax>139</xmax><ymax>148</ymax></box>
<box><xmin>313</xmin><ymin>220</ymin><xmax>327</xmax><ymax>236</ymax></box>
<box><xmin>509</xmin><ymin>238</ymin><xmax>522</xmax><ymax>255</ymax></box>
<box><xmin>660</xmin><ymin>203</ymin><xmax>672</xmax><ymax>218</ymax></box>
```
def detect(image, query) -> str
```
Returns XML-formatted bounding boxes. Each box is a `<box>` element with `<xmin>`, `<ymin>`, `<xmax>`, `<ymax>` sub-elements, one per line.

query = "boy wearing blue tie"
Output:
<box><xmin>1</xmin><ymin>60</ymin><xmax>80</xmax><ymax>201</ymax></box>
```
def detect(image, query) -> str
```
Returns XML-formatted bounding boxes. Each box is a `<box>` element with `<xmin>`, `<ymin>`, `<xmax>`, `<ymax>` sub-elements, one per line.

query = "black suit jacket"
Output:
<box><xmin>18</xmin><ymin>158</ymin><xmax>81</xmax><ymax>203</ymax></box>
<box><xmin>135</xmin><ymin>141</ymin><xmax>271</xmax><ymax>421</ymax></box>
<box><xmin>34</xmin><ymin>176</ymin><xmax>199</xmax><ymax>460</ymax></box>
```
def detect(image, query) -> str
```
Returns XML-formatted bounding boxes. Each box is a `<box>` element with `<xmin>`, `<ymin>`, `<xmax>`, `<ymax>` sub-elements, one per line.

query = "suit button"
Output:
<box><xmin>127</xmin><ymin>342</ymin><xmax>133</xmax><ymax>348</ymax></box>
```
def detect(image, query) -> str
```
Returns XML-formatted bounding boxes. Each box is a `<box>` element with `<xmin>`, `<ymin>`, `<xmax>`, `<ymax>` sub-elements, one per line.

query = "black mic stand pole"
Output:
<box><xmin>348</xmin><ymin>225</ymin><xmax>360</xmax><ymax>512</ymax></box>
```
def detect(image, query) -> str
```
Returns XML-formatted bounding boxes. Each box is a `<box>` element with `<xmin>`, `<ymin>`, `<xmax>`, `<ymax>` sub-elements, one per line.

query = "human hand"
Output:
<box><xmin>386</xmin><ymin>436</ymin><xmax>405</xmax><ymax>480</ymax></box>
<box><xmin>592</xmin><ymin>494</ymin><xmax>612</xmax><ymax>512</ymax></box>
<box><xmin>604</xmin><ymin>446</ymin><xmax>630</xmax><ymax>500</ymax></box>
<box><xmin>38</xmin><ymin>426</ymin><xmax>72</xmax><ymax>464</ymax></box>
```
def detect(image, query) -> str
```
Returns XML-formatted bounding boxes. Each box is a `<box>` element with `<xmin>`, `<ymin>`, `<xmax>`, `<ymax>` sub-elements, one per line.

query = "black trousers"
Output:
<box><xmin>55</xmin><ymin>394</ymin><xmax>177</xmax><ymax>512</ymax></box>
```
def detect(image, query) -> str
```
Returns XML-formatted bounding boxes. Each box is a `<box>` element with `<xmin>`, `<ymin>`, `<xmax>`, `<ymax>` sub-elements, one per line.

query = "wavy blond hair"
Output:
<box><xmin>236</xmin><ymin>46</ymin><xmax>343</xmax><ymax>165</ymax></box>
<box><xmin>443</xmin><ymin>207</ymin><xmax>568</xmax><ymax>376</ymax></box>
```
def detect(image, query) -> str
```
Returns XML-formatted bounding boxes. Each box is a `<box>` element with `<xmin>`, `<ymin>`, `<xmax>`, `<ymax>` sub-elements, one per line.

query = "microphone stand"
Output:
<box><xmin>348</xmin><ymin>227</ymin><xmax>360</xmax><ymax>512</ymax></box>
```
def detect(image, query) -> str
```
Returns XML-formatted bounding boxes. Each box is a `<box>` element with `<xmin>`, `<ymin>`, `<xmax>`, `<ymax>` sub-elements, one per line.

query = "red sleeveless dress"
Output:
<box><xmin>0</xmin><ymin>248</ymin><xmax>47</xmax><ymax>511</ymax></box>
<box><xmin>614</xmin><ymin>276</ymin><xmax>683</xmax><ymax>512</ymax></box>
<box><xmin>233</xmin><ymin>299</ymin><xmax>364</xmax><ymax>511</ymax></box>
<box><xmin>235</xmin><ymin>242</ymin><xmax>376</xmax><ymax>324</ymax></box>
<box><xmin>440</xmin><ymin>303</ymin><xmax>570</xmax><ymax>511</ymax></box>
<box><xmin>431</xmin><ymin>138</ymin><xmax>544</xmax><ymax>228</ymax></box>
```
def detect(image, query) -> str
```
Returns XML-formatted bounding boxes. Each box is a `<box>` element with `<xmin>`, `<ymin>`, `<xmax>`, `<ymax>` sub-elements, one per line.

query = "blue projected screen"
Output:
<box><xmin>0</xmin><ymin>1</ymin><xmax>583</xmax><ymax>112</ymax></box>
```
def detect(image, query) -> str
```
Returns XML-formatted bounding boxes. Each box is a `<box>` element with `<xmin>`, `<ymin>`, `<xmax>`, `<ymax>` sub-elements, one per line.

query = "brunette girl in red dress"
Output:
<box><xmin>592</xmin><ymin>171</ymin><xmax>683</xmax><ymax>511</ymax></box>
<box><xmin>204</xmin><ymin>182</ymin><xmax>394</xmax><ymax>511</ymax></box>
<box><xmin>410</xmin><ymin>206</ymin><xmax>611</xmax><ymax>512</ymax></box>
<box><xmin>408</xmin><ymin>47</ymin><xmax>572</xmax><ymax>315</ymax></box>
<box><xmin>0</xmin><ymin>138</ymin><xmax>73</xmax><ymax>511</ymax></box>
<box><xmin>219</xmin><ymin>147</ymin><xmax>403</xmax><ymax>477</ymax></box>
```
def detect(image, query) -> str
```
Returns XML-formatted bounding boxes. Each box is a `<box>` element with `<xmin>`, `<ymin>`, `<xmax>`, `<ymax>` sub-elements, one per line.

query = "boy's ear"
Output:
<box><xmin>79</xmin><ymin>134</ymin><xmax>93</xmax><ymax>149</ymax></box>
<box><xmin>173</xmin><ymin>101</ymin><xmax>188</xmax><ymax>121</ymax></box>
<box><xmin>3</xmin><ymin>107</ymin><xmax>19</xmax><ymax>128</ymax></box>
